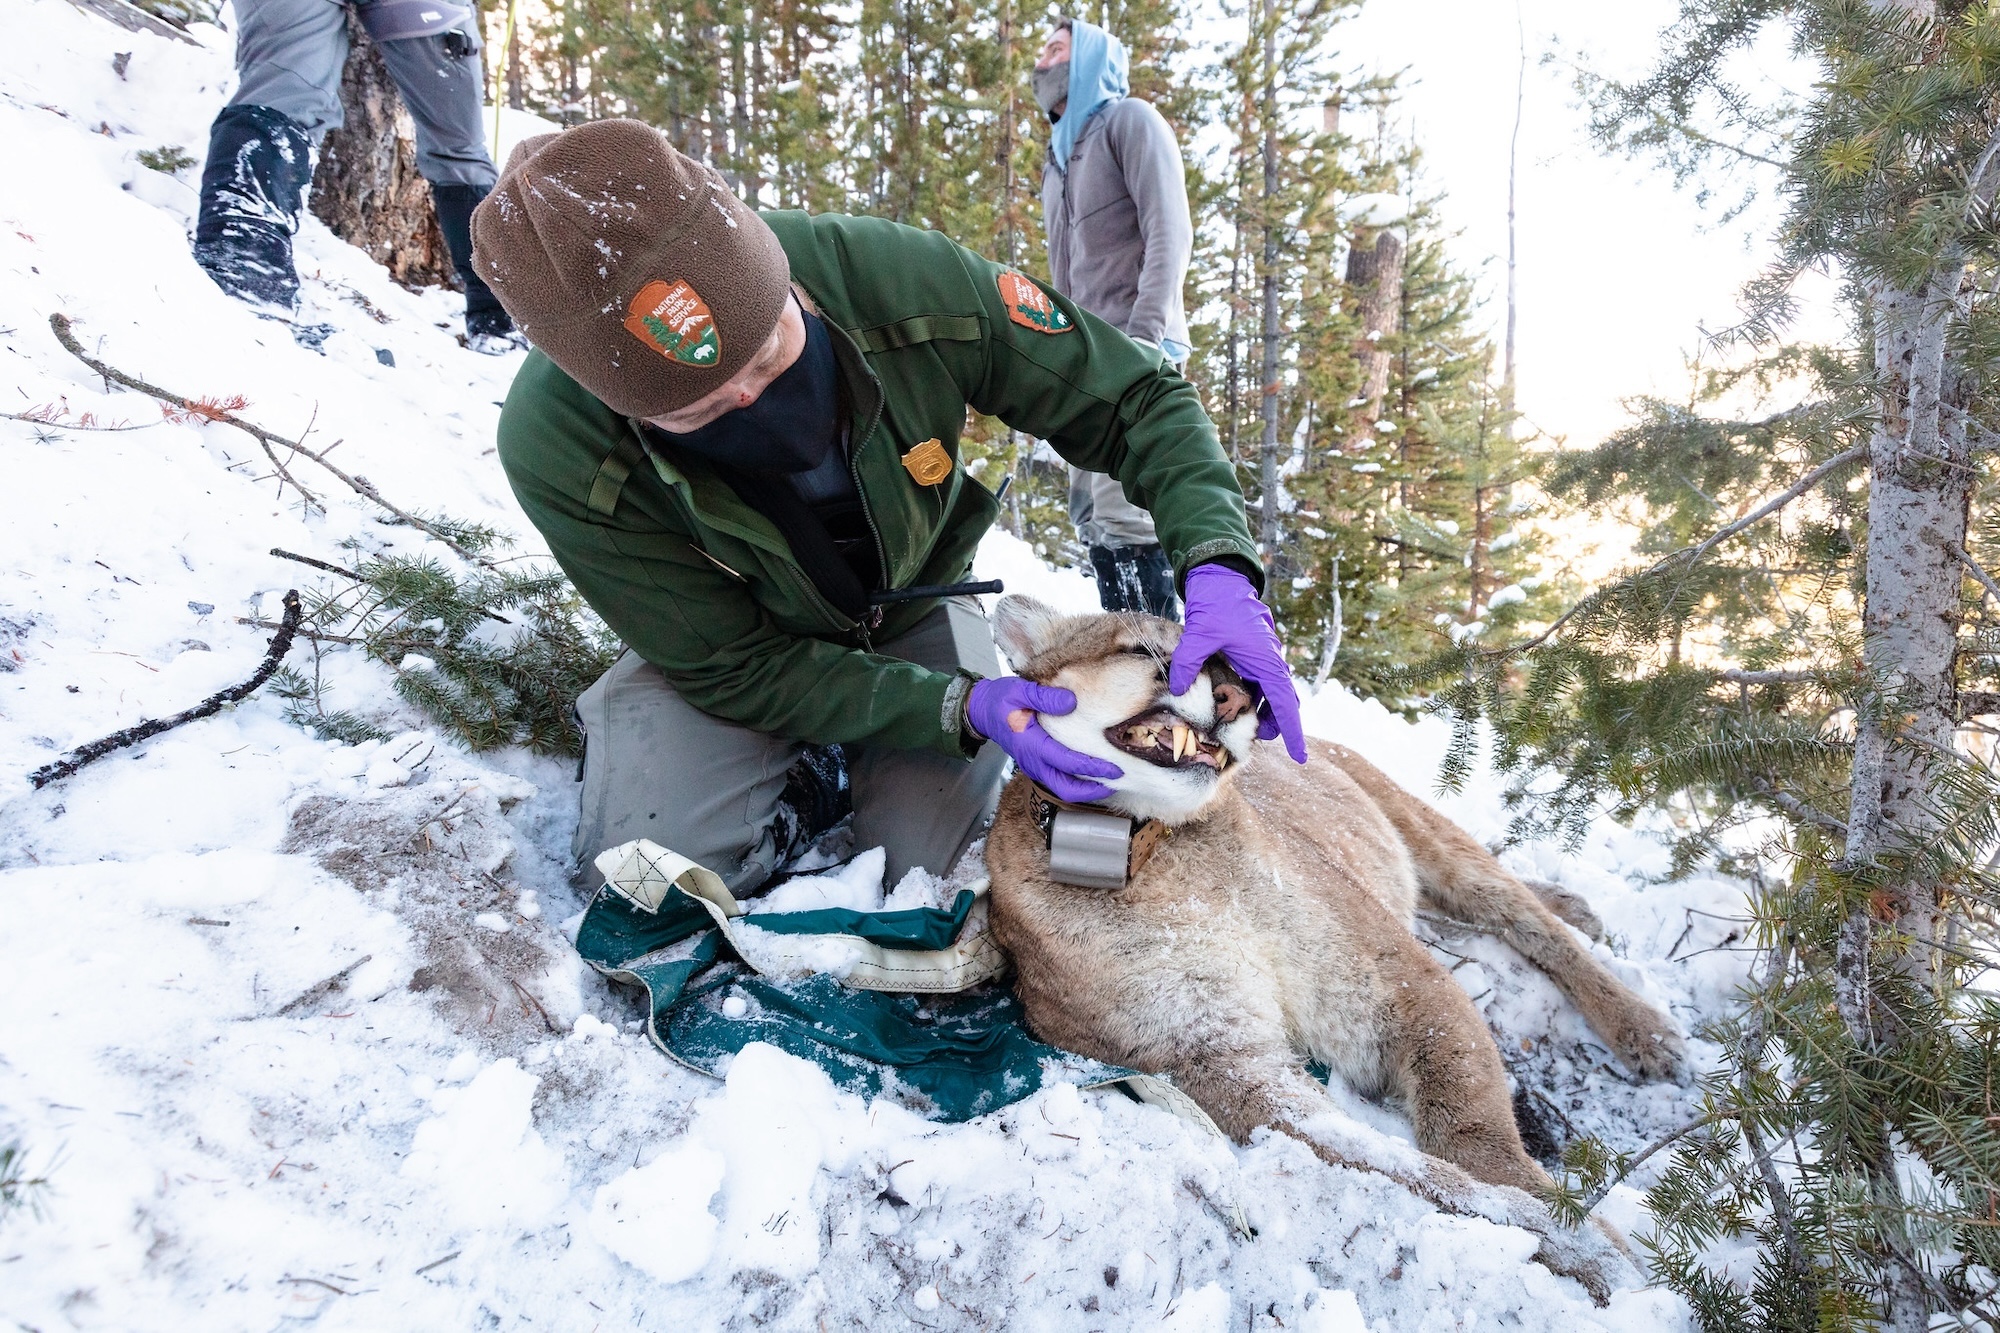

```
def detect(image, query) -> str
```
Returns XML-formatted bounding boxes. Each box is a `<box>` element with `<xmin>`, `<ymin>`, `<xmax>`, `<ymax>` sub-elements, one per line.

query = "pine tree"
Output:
<box><xmin>1423</xmin><ymin>2</ymin><xmax>2000</xmax><ymax>1326</ymax></box>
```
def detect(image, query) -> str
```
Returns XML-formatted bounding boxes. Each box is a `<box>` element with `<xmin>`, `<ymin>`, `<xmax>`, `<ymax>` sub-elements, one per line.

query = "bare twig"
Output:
<box><xmin>270</xmin><ymin>547</ymin><xmax>359</xmax><ymax>579</ymax></box>
<box><xmin>1949</xmin><ymin>541</ymin><xmax>2000</xmax><ymax>606</ymax></box>
<box><xmin>2</xmin><ymin>409</ymin><xmax>159</xmax><ymax>432</ymax></box>
<box><xmin>274</xmin><ymin>954</ymin><xmax>373</xmax><ymax>1018</ymax></box>
<box><xmin>48</xmin><ymin>314</ymin><xmax>493</xmax><ymax>567</ymax></box>
<box><xmin>509</xmin><ymin>978</ymin><xmax>561</xmax><ymax>1035</ymax></box>
<box><xmin>28</xmin><ymin>590</ymin><xmax>303</xmax><ymax>789</ymax></box>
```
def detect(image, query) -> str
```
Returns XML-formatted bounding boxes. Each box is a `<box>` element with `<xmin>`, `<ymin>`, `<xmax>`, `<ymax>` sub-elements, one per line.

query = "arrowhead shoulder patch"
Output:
<box><xmin>624</xmin><ymin>279</ymin><xmax>722</xmax><ymax>366</ymax></box>
<box><xmin>997</xmin><ymin>272</ymin><xmax>1073</xmax><ymax>335</ymax></box>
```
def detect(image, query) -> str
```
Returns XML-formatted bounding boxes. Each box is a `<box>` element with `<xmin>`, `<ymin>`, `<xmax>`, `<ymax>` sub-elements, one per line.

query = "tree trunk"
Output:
<box><xmin>308</xmin><ymin>13</ymin><xmax>453</xmax><ymax>291</ymax></box>
<box><xmin>1502</xmin><ymin>0</ymin><xmax>1523</xmax><ymax>416</ymax></box>
<box><xmin>1838</xmin><ymin>259</ymin><xmax>1974</xmax><ymax>1333</ymax></box>
<box><xmin>1257</xmin><ymin>15</ymin><xmax>1281</xmax><ymax>563</ymax></box>
<box><xmin>1345</xmin><ymin>224</ymin><xmax>1403</xmax><ymax>427</ymax></box>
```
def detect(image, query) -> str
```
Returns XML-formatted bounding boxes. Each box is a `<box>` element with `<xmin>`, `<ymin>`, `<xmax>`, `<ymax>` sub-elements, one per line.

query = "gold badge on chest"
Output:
<box><xmin>901</xmin><ymin>438</ymin><xmax>953</xmax><ymax>486</ymax></box>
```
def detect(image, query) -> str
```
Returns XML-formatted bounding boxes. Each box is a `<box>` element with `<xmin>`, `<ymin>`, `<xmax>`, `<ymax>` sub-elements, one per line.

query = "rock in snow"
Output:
<box><xmin>0</xmin><ymin>0</ymin><xmax>1744</xmax><ymax>1327</ymax></box>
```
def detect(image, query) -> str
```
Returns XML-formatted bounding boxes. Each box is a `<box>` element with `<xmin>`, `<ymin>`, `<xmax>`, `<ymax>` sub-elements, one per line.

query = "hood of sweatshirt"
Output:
<box><xmin>1049</xmin><ymin>18</ymin><xmax>1128</xmax><ymax>173</ymax></box>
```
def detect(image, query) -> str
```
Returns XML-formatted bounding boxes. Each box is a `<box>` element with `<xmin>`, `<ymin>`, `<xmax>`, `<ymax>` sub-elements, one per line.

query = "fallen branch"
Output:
<box><xmin>49</xmin><ymin>314</ymin><xmax>493</xmax><ymax>567</ymax></box>
<box><xmin>2</xmin><ymin>408</ymin><xmax>159</xmax><ymax>432</ymax></box>
<box><xmin>269</xmin><ymin>547</ymin><xmax>359</xmax><ymax>579</ymax></box>
<box><xmin>28</xmin><ymin>590</ymin><xmax>303</xmax><ymax>790</ymax></box>
<box><xmin>275</xmin><ymin>954</ymin><xmax>374</xmax><ymax>1018</ymax></box>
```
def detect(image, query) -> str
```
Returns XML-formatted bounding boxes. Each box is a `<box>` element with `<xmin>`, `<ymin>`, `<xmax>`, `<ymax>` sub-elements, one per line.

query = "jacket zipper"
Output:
<box><xmin>641</xmin><ymin>428</ymin><xmax>869</xmax><ymax>645</ymax></box>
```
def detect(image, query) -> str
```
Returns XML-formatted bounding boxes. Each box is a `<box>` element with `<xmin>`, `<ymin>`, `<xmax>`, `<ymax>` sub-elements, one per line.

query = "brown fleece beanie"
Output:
<box><xmin>470</xmin><ymin>120</ymin><xmax>791</xmax><ymax>419</ymax></box>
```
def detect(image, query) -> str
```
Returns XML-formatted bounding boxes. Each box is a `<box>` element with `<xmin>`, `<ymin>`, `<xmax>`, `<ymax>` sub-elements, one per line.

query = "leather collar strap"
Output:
<box><xmin>1027</xmin><ymin>781</ymin><xmax>1170</xmax><ymax>888</ymax></box>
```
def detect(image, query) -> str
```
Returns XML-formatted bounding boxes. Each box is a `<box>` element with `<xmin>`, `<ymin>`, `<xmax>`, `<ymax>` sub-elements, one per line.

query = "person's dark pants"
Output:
<box><xmin>1089</xmin><ymin>542</ymin><xmax>1180</xmax><ymax>621</ymax></box>
<box><xmin>194</xmin><ymin>0</ymin><xmax>503</xmax><ymax>317</ymax></box>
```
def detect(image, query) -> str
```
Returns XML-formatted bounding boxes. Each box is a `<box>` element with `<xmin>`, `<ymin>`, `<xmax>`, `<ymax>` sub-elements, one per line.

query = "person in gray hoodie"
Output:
<box><xmin>1034</xmin><ymin>17</ymin><xmax>1194</xmax><ymax>620</ymax></box>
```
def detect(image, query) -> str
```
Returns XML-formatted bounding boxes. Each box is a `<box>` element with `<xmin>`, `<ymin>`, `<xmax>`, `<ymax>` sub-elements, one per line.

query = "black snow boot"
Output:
<box><xmin>193</xmin><ymin>104</ymin><xmax>315</xmax><ymax>313</ymax></box>
<box><xmin>770</xmin><ymin>743</ymin><xmax>853</xmax><ymax>867</ymax></box>
<box><xmin>1089</xmin><ymin>541</ymin><xmax>1181</xmax><ymax>622</ymax></box>
<box><xmin>431</xmin><ymin>181</ymin><xmax>520</xmax><ymax>354</ymax></box>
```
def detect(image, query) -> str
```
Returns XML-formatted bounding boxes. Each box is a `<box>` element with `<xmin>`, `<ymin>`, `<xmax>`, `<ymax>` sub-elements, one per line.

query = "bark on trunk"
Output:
<box><xmin>1257</xmin><ymin>17</ymin><xmax>1281</xmax><ymax>563</ymax></box>
<box><xmin>308</xmin><ymin>13</ymin><xmax>453</xmax><ymax>292</ymax></box>
<box><xmin>1345</xmin><ymin>224</ymin><xmax>1404</xmax><ymax>428</ymax></box>
<box><xmin>1842</xmin><ymin>269</ymin><xmax>1973</xmax><ymax>990</ymax></box>
<box><xmin>1839</xmin><ymin>260</ymin><xmax>1974</xmax><ymax>1333</ymax></box>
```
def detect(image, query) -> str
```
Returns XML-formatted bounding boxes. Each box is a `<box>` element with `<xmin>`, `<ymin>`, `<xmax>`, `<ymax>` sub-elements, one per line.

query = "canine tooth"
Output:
<box><xmin>1172</xmin><ymin>723</ymin><xmax>1191</xmax><ymax>761</ymax></box>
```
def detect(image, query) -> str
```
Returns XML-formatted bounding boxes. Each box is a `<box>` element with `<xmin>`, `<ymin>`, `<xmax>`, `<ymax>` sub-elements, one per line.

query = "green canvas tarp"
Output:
<box><xmin>573</xmin><ymin>840</ymin><xmax>1226</xmax><ymax>1131</ymax></box>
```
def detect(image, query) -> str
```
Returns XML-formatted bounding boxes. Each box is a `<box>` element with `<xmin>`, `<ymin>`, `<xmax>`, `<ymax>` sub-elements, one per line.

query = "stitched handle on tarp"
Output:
<box><xmin>592</xmin><ymin>839</ymin><xmax>1007</xmax><ymax>993</ymax></box>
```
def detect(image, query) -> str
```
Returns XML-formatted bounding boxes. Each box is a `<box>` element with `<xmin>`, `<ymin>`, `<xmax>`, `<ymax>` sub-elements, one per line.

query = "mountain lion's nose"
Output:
<box><xmin>1213</xmin><ymin>680</ymin><xmax>1253</xmax><ymax>724</ymax></box>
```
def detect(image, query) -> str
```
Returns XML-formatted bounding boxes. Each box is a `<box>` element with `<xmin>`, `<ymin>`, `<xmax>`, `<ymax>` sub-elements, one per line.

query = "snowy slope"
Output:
<box><xmin>0</xmin><ymin>3</ymin><xmax>1746</xmax><ymax>1328</ymax></box>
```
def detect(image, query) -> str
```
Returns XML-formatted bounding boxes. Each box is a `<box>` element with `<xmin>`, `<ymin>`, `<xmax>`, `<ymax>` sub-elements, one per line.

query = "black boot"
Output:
<box><xmin>1089</xmin><ymin>542</ymin><xmax>1181</xmax><ymax>621</ymax></box>
<box><xmin>769</xmin><ymin>742</ymin><xmax>853</xmax><ymax>870</ymax></box>
<box><xmin>193</xmin><ymin>104</ymin><xmax>314</xmax><ymax>313</ymax></box>
<box><xmin>431</xmin><ymin>181</ymin><xmax>519</xmax><ymax>354</ymax></box>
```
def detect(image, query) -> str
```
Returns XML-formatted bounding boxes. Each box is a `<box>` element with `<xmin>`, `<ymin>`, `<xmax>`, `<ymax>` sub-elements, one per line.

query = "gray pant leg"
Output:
<box><xmin>375</xmin><ymin>25</ymin><xmax>499</xmax><ymax>186</ymax></box>
<box><xmin>1081</xmin><ymin>469</ymin><xmax>1160</xmax><ymax>546</ymax></box>
<box><xmin>850</xmin><ymin>596</ymin><xmax>1008</xmax><ymax>889</ymax></box>
<box><xmin>571</xmin><ymin>597</ymin><xmax>1006</xmax><ymax>894</ymax></box>
<box><xmin>226</xmin><ymin>0</ymin><xmax>351</xmax><ymax>137</ymax></box>
<box><xmin>572</xmin><ymin>649</ymin><xmax>803</xmax><ymax>895</ymax></box>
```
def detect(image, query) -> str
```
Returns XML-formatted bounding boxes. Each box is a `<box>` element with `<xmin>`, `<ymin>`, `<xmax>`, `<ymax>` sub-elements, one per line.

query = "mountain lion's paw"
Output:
<box><xmin>1611</xmin><ymin>1008</ymin><xmax>1690</xmax><ymax>1084</ymax></box>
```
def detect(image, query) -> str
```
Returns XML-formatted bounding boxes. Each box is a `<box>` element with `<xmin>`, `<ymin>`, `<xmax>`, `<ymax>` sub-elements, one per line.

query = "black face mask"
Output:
<box><xmin>652</xmin><ymin>302</ymin><xmax>841</xmax><ymax>473</ymax></box>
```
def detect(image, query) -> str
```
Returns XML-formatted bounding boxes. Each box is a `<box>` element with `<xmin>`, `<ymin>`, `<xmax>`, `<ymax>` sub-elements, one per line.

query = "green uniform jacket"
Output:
<box><xmin>497</xmin><ymin>210</ymin><xmax>1259</xmax><ymax>759</ymax></box>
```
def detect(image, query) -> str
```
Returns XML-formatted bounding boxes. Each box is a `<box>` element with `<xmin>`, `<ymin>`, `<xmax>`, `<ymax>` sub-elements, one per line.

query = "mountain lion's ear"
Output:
<box><xmin>991</xmin><ymin>595</ymin><xmax>1068</xmax><ymax>672</ymax></box>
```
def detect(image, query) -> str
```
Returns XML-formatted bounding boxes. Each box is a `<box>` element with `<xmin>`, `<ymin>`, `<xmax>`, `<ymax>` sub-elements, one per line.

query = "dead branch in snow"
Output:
<box><xmin>275</xmin><ymin>954</ymin><xmax>374</xmax><ymax>1018</ymax></box>
<box><xmin>28</xmin><ymin>590</ymin><xmax>303</xmax><ymax>789</ymax></box>
<box><xmin>48</xmin><ymin>313</ymin><xmax>493</xmax><ymax>567</ymax></box>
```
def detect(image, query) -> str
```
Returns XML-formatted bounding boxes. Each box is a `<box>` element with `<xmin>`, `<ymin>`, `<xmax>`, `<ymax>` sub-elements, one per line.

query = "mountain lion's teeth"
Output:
<box><xmin>1172</xmin><ymin>723</ymin><xmax>1191</xmax><ymax>761</ymax></box>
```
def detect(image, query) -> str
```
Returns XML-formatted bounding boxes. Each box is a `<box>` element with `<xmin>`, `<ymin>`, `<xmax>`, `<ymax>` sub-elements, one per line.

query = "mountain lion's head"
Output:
<box><xmin>991</xmin><ymin>595</ymin><xmax>1260</xmax><ymax>824</ymax></box>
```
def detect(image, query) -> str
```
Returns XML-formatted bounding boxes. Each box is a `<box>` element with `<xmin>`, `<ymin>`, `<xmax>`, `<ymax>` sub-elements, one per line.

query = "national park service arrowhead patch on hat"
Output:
<box><xmin>624</xmin><ymin>279</ymin><xmax>723</xmax><ymax>366</ymax></box>
<box><xmin>997</xmin><ymin>272</ymin><xmax>1073</xmax><ymax>335</ymax></box>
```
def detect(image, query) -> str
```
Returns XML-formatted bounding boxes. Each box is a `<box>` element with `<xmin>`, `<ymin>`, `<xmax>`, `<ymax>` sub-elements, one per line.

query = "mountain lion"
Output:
<box><xmin>982</xmin><ymin>595</ymin><xmax>1688</xmax><ymax>1300</ymax></box>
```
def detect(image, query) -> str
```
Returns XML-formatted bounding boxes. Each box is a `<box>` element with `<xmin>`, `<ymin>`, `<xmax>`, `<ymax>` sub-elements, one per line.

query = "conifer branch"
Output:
<box><xmin>1498</xmin><ymin>445</ymin><xmax>1866</xmax><ymax>656</ymax></box>
<box><xmin>1755</xmin><ymin>779</ymin><xmax>1849</xmax><ymax>834</ymax></box>
<box><xmin>1720</xmin><ymin>668</ymin><xmax>1820</xmax><ymax>685</ymax></box>
<box><xmin>1578</xmin><ymin>1107</ymin><xmax>1742</xmax><ymax>1214</ymax></box>
<box><xmin>28</xmin><ymin>590</ymin><xmax>303</xmax><ymax>789</ymax></box>
<box><xmin>1948</xmin><ymin>542</ymin><xmax>2000</xmax><ymax>607</ymax></box>
<box><xmin>48</xmin><ymin>314</ymin><xmax>495</xmax><ymax>568</ymax></box>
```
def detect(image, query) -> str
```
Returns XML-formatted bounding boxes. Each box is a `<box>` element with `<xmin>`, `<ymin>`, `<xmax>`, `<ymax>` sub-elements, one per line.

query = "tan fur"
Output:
<box><xmin>982</xmin><ymin>598</ymin><xmax>1689</xmax><ymax>1302</ymax></box>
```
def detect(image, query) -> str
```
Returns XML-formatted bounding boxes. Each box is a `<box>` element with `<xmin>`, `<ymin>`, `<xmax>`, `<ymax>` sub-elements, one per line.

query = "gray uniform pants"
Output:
<box><xmin>572</xmin><ymin>598</ymin><xmax>1008</xmax><ymax>895</ymax></box>
<box><xmin>227</xmin><ymin>0</ymin><xmax>497</xmax><ymax>187</ymax></box>
<box><xmin>1067</xmin><ymin>348</ymin><xmax>1185</xmax><ymax>549</ymax></box>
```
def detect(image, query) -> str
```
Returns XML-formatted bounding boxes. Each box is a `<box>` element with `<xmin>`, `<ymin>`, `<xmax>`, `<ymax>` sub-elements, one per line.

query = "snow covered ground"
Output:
<box><xmin>0</xmin><ymin>2</ymin><xmax>1750</xmax><ymax>1327</ymax></box>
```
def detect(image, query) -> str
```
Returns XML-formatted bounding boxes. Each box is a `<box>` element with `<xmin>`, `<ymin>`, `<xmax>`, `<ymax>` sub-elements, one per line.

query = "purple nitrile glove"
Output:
<box><xmin>1168</xmin><ymin>563</ymin><xmax>1308</xmax><ymax>764</ymax></box>
<box><xmin>966</xmin><ymin>677</ymin><xmax>1123</xmax><ymax>804</ymax></box>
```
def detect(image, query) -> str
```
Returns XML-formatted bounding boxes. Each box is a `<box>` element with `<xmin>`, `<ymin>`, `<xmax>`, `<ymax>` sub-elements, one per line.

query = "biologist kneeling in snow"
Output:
<box><xmin>470</xmin><ymin>119</ymin><xmax>1305</xmax><ymax>893</ymax></box>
